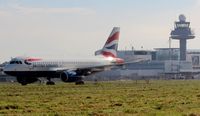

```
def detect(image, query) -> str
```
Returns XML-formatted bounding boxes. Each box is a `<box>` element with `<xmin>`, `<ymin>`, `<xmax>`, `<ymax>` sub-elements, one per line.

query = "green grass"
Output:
<box><xmin>1</xmin><ymin>80</ymin><xmax>200</xmax><ymax>115</ymax></box>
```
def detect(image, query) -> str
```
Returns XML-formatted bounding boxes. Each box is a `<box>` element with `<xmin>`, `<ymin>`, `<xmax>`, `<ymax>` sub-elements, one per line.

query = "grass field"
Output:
<box><xmin>1</xmin><ymin>80</ymin><xmax>200</xmax><ymax>116</ymax></box>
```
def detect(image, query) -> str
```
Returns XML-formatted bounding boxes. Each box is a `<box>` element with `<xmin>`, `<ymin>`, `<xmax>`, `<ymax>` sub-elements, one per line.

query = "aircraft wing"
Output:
<box><xmin>47</xmin><ymin>63</ymin><xmax>124</xmax><ymax>78</ymax></box>
<box><xmin>52</xmin><ymin>63</ymin><xmax>120</xmax><ymax>73</ymax></box>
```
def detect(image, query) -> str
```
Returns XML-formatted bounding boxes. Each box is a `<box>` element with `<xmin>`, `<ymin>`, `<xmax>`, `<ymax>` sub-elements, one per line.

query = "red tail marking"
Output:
<box><xmin>106</xmin><ymin>32</ymin><xmax>119</xmax><ymax>44</ymax></box>
<box><xmin>102</xmin><ymin>51</ymin><xmax>116</xmax><ymax>58</ymax></box>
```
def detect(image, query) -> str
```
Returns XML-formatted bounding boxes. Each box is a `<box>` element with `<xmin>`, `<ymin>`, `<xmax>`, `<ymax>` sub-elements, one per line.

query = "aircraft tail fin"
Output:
<box><xmin>95</xmin><ymin>27</ymin><xmax>120</xmax><ymax>58</ymax></box>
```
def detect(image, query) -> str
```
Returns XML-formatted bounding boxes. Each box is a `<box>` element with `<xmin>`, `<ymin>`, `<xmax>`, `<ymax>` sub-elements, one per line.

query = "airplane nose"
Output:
<box><xmin>2</xmin><ymin>67</ymin><xmax>9</xmax><ymax>75</ymax></box>
<box><xmin>3</xmin><ymin>66</ymin><xmax>8</xmax><ymax>72</ymax></box>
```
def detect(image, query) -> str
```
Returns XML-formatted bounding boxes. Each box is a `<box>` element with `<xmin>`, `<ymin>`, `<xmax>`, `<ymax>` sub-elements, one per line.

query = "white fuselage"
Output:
<box><xmin>4</xmin><ymin>56</ymin><xmax>115</xmax><ymax>73</ymax></box>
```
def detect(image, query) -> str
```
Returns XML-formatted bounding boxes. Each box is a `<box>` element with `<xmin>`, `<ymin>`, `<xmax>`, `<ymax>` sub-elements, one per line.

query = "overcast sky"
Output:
<box><xmin>0</xmin><ymin>0</ymin><xmax>200</xmax><ymax>62</ymax></box>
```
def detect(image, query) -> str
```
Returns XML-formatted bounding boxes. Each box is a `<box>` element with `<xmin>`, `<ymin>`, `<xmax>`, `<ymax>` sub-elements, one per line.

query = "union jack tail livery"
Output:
<box><xmin>95</xmin><ymin>27</ymin><xmax>120</xmax><ymax>58</ymax></box>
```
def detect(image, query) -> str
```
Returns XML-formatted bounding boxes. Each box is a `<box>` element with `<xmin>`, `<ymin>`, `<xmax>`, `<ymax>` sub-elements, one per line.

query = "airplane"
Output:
<box><xmin>3</xmin><ymin>27</ymin><xmax>124</xmax><ymax>85</ymax></box>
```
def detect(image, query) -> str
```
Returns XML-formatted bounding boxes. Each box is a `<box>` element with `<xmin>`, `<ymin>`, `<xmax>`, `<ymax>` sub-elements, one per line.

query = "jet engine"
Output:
<box><xmin>60</xmin><ymin>71</ymin><xmax>80</xmax><ymax>82</ymax></box>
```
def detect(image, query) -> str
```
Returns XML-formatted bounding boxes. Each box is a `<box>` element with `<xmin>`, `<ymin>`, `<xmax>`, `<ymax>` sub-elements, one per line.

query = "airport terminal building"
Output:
<box><xmin>91</xmin><ymin>49</ymin><xmax>200</xmax><ymax>80</ymax></box>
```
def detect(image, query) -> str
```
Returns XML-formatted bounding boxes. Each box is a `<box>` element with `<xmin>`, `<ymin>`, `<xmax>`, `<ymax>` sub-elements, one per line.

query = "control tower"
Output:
<box><xmin>170</xmin><ymin>14</ymin><xmax>195</xmax><ymax>61</ymax></box>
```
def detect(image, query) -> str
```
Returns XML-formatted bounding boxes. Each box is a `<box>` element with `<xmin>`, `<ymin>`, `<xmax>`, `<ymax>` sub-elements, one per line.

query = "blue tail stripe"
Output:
<box><xmin>105</xmin><ymin>44</ymin><xmax>118</xmax><ymax>50</ymax></box>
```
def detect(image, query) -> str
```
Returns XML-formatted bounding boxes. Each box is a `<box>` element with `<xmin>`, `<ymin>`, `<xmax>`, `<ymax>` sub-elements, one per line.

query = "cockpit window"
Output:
<box><xmin>17</xmin><ymin>61</ymin><xmax>22</xmax><ymax>64</ymax></box>
<box><xmin>10</xmin><ymin>60</ymin><xmax>23</xmax><ymax>64</ymax></box>
<box><xmin>10</xmin><ymin>61</ymin><xmax>15</xmax><ymax>64</ymax></box>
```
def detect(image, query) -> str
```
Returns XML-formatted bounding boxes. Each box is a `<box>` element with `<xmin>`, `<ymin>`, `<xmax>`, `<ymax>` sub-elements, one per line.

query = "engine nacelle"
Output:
<box><xmin>60</xmin><ymin>71</ymin><xmax>80</xmax><ymax>82</ymax></box>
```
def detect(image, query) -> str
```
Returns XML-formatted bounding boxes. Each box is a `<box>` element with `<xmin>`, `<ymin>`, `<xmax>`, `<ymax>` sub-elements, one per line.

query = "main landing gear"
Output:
<box><xmin>46</xmin><ymin>77</ymin><xmax>55</xmax><ymax>85</ymax></box>
<box><xmin>75</xmin><ymin>77</ymin><xmax>84</xmax><ymax>85</ymax></box>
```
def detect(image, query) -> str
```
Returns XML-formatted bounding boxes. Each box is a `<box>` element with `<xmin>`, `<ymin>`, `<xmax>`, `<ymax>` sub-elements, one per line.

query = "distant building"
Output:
<box><xmin>117</xmin><ymin>50</ymin><xmax>154</xmax><ymax>62</ymax></box>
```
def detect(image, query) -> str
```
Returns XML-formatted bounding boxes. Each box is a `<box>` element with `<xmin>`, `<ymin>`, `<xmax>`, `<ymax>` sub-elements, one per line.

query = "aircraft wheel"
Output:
<box><xmin>21</xmin><ymin>82</ymin><xmax>27</xmax><ymax>86</ymax></box>
<box><xmin>46</xmin><ymin>81</ymin><xmax>55</xmax><ymax>85</ymax></box>
<box><xmin>75</xmin><ymin>80</ymin><xmax>84</xmax><ymax>85</ymax></box>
